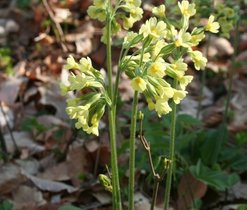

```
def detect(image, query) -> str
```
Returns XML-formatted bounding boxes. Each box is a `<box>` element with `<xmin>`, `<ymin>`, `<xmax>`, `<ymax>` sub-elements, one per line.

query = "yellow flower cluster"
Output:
<box><xmin>60</xmin><ymin>56</ymin><xmax>111</xmax><ymax>136</ymax></box>
<box><xmin>119</xmin><ymin>0</ymin><xmax>219</xmax><ymax>117</ymax></box>
<box><xmin>61</xmin><ymin>0</ymin><xmax>221</xmax><ymax>136</ymax></box>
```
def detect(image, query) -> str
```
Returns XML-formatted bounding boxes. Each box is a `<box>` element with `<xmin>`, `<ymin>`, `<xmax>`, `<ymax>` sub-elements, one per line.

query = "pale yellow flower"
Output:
<box><xmin>147</xmin><ymin>98</ymin><xmax>155</xmax><ymax>110</ymax></box>
<box><xmin>87</xmin><ymin>122</ymin><xmax>99</xmax><ymax>136</ymax></box>
<box><xmin>124</xmin><ymin>0</ymin><xmax>141</xmax><ymax>7</ymax></box>
<box><xmin>123</xmin><ymin>17</ymin><xmax>135</xmax><ymax>30</ymax></box>
<box><xmin>78</xmin><ymin>57</ymin><xmax>94</xmax><ymax>72</ymax></box>
<box><xmin>205</xmin><ymin>15</ymin><xmax>220</xmax><ymax>33</ymax></box>
<box><xmin>139</xmin><ymin>17</ymin><xmax>167</xmax><ymax>40</ymax></box>
<box><xmin>157</xmin><ymin>86</ymin><xmax>174</xmax><ymax>100</ymax></box>
<box><xmin>175</xmin><ymin>29</ymin><xmax>192</xmax><ymax>48</ymax></box>
<box><xmin>60</xmin><ymin>83</ymin><xmax>70</xmax><ymax>96</ymax></box>
<box><xmin>87</xmin><ymin>5</ymin><xmax>106</xmax><ymax>22</ymax></box>
<box><xmin>178</xmin><ymin>0</ymin><xmax>196</xmax><ymax>18</ymax></box>
<box><xmin>191</xmin><ymin>32</ymin><xmax>205</xmax><ymax>46</ymax></box>
<box><xmin>153</xmin><ymin>39</ymin><xmax>167</xmax><ymax>57</ymax></box>
<box><xmin>178</xmin><ymin>75</ymin><xmax>193</xmax><ymax>90</ymax></box>
<box><xmin>68</xmin><ymin>74</ymin><xmax>88</xmax><ymax>90</ymax></box>
<box><xmin>155</xmin><ymin>98</ymin><xmax>172</xmax><ymax>117</ymax></box>
<box><xmin>171</xmin><ymin>58</ymin><xmax>187</xmax><ymax>73</ymax></box>
<box><xmin>130</xmin><ymin>77</ymin><xmax>147</xmax><ymax>92</ymax></box>
<box><xmin>66</xmin><ymin>98</ymin><xmax>80</xmax><ymax>106</ymax></box>
<box><xmin>147</xmin><ymin>62</ymin><xmax>166</xmax><ymax>78</ymax></box>
<box><xmin>152</xmin><ymin>5</ymin><xmax>166</xmax><ymax>18</ymax></box>
<box><xmin>64</xmin><ymin>55</ymin><xmax>78</xmax><ymax>70</ymax></box>
<box><xmin>173</xmin><ymin>89</ymin><xmax>187</xmax><ymax>104</ymax></box>
<box><xmin>77</xmin><ymin>105</ymin><xmax>90</xmax><ymax>123</ymax></box>
<box><xmin>123</xmin><ymin>31</ymin><xmax>139</xmax><ymax>48</ymax></box>
<box><xmin>188</xmin><ymin>50</ymin><xmax>207</xmax><ymax>70</ymax></box>
<box><xmin>66</xmin><ymin>106</ymin><xmax>78</xmax><ymax>119</ymax></box>
<box><xmin>130</xmin><ymin>7</ymin><xmax>143</xmax><ymax>22</ymax></box>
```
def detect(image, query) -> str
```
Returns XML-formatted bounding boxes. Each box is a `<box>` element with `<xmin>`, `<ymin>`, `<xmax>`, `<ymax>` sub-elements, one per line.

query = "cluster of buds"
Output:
<box><xmin>214</xmin><ymin>3</ymin><xmax>236</xmax><ymax>38</ymax></box>
<box><xmin>87</xmin><ymin>0</ymin><xmax>144</xmax><ymax>43</ymax></box>
<box><xmin>191</xmin><ymin>0</ymin><xmax>235</xmax><ymax>39</ymax></box>
<box><xmin>60</xmin><ymin>56</ymin><xmax>111</xmax><ymax>136</ymax></box>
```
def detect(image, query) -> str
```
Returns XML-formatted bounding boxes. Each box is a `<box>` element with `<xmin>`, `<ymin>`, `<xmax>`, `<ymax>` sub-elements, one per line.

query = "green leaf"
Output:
<box><xmin>58</xmin><ymin>206</ymin><xmax>83</xmax><ymax>210</ymax></box>
<box><xmin>0</xmin><ymin>200</ymin><xmax>13</xmax><ymax>210</ymax></box>
<box><xmin>176</xmin><ymin>114</ymin><xmax>204</xmax><ymax>126</ymax></box>
<box><xmin>199</xmin><ymin>125</ymin><xmax>228</xmax><ymax>166</ymax></box>
<box><xmin>237</xmin><ymin>204</ymin><xmax>247</xmax><ymax>210</ymax></box>
<box><xmin>16</xmin><ymin>0</ymin><xmax>31</xmax><ymax>8</ymax></box>
<box><xmin>189</xmin><ymin>159</ymin><xmax>240</xmax><ymax>191</ymax></box>
<box><xmin>21</xmin><ymin>117</ymin><xmax>48</xmax><ymax>134</ymax></box>
<box><xmin>224</xmin><ymin>153</ymin><xmax>247</xmax><ymax>171</ymax></box>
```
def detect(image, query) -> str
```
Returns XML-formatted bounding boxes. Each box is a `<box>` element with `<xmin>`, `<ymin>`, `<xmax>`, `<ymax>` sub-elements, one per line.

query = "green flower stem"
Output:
<box><xmin>211</xmin><ymin>8</ymin><xmax>240</xmax><ymax>164</ymax></box>
<box><xmin>129</xmin><ymin>90</ymin><xmax>139</xmax><ymax>210</ymax></box>
<box><xmin>196</xmin><ymin>33</ymin><xmax>211</xmax><ymax>119</ymax></box>
<box><xmin>106</xmin><ymin>9</ymin><xmax>122</xmax><ymax>209</ymax></box>
<box><xmin>164</xmin><ymin>79</ymin><xmax>178</xmax><ymax>210</ymax></box>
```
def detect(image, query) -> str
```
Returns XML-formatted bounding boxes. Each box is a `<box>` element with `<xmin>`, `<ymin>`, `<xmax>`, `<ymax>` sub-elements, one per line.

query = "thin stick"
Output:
<box><xmin>139</xmin><ymin>114</ymin><xmax>169</xmax><ymax>210</ymax></box>
<box><xmin>0</xmin><ymin>102</ymin><xmax>19</xmax><ymax>154</ymax></box>
<box><xmin>42</xmin><ymin>0</ymin><xmax>68</xmax><ymax>52</ymax></box>
<box><xmin>0</xmin><ymin>127</ymin><xmax>9</xmax><ymax>162</ymax></box>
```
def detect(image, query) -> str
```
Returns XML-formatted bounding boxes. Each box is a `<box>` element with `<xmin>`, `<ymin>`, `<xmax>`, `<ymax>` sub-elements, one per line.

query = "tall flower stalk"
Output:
<box><xmin>60</xmin><ymin>0</ymin><xmax>220</xmax><ymax>208</ymax></box>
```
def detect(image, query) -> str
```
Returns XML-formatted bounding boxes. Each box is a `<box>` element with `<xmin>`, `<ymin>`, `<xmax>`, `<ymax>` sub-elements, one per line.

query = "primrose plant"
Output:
<box><xmin>60</xmin><ymin>0</ymin><xmax>219</xmax><ymax>209</ymax></box>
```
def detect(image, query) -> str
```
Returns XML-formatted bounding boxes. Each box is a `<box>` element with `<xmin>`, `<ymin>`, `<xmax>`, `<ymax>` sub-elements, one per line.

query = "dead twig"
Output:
<box><xmin>138</xmin><ymin>113</ymin><xmax>170</xmax><ymax>210</ymax></box>
<box><xmin>0</xmin><ymin>127</ymin><xmax>9</xmax><ymax>162</ymax></box>
<box><xmin>0</xmin><ymin>102</ymin><xmax>19</xmax><ymax>156</ymax></box>
<box><xmin>42</xmin><ymin>0</ymin><xmax>68</xmax><ymax>52</ymax></box>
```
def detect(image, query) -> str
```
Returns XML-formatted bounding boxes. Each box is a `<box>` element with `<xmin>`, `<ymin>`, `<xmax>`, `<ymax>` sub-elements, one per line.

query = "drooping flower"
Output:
<box><xmin>171</xmin><ymin>58</ymin><xmax>188</xmax><ymax>73</ymax></box>
<box><xmin>60</xmin><ymin>83</ymin><xmax>70</xmax><ymax>96</ymax></box>
<box><xmin>130</xmin><ymin>77</ymin><xmax>147</xmax><ymax>92</ymax></box>
<box><xmin>157</xmin><ymin>86</ymin><xmax>174</xmax><ymax>100</ymax></box>
<box><xmin>188</xmin><ymin>50</ymin><xmax>207</xmax><ymax>70</ymax></box>
<box><xmin>147</xmin><ymin>98</ymin><xmax>155</xmax><ymax>110</ymax></box>
<box><xmin>155</xmin><ymin>98</ymin><xmax>172</xmax><ymax>117</ymax></box>
<box><xmin>173</xmin><ymin>89</ymin><xmax>188</xmax><ymax>104</ymax></box>
<box><xmin>178</xmin><ymin>75</ymin><xmax>193</xmax><ymax>90</ymax></box>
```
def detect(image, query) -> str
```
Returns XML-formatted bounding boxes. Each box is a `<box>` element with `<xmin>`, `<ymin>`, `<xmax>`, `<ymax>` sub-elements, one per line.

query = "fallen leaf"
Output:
<box><xmin>177</xmin><ymin>171</ymin><xmax>207</xmax><ymax>210</ymax></box>
<box><xmin>21</xmin><ymin>170</ymin><xmax>78</xmax><ymax>193</ymax></box>
<box><xmin>0</xmin><ymin>163</ymin><xmax>26</xmax><ymax>195</ymax></box>
<box><xmin>12</xmin><ymin>185</ymin><xmax>46</xmax><ymax>209</ymax></box>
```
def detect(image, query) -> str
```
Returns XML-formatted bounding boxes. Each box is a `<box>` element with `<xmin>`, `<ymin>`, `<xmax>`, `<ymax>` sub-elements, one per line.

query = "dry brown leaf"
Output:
<box><xmin>4</xmin><ymin>131</ymin><xmax>45</xmax><ymax>154</ymax></box>
<box><xmin>209</xmin><ymin>36</ymin><xmax>234</xmax><ymax>56</ymax></box>
<box><xmin>67</xmin><ymin>145</ymin><xmax>91</xmax><ymax>187</ymax></box>
<box><xmin>34</xmin><ymin>115</ymin><xmax>72</xmax><ymax>150</ymax></box>
<box><xmin>92</xmin><ymin>192</ymin><xmax>111</xmax><ymax>205</ymax></box>
<box><xmin>37</xmin><ymin>161</ymin><xmax>70</xmax><ymax>181</ymax></box>
<box><xmin>0</xmin><ymin>164</ymin><xmax>26</xmax><ymax>195</ymax></box>
<box><xmin>0</xmin><ymin>76</ymin><xmax>28</xmax><ymax>105</ymax></box>
<box><xmin>12</xmin><ymin>185</ymin><xmax>46</xmax><ymax>209</ymax></box>
<box><xmin>21</xmin><ymin>169</ymin><xmax>78</xmax><ymax>193</ymax></box>
<box><xmin>37</xmin><ymin>80</ymin><xmax>72</xmax><ymax>120</ymax></box>
<box><xmin>177</xmin><ymin>171</ymin><xmax>207</xmax><ymax>210</ymax></box>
